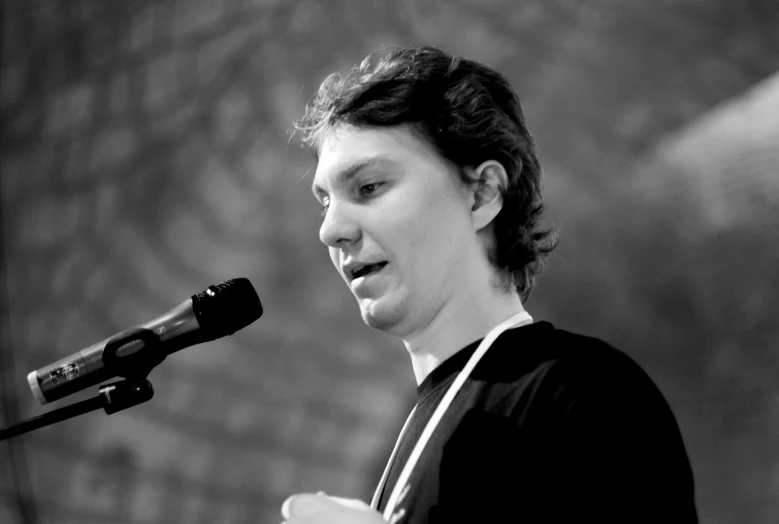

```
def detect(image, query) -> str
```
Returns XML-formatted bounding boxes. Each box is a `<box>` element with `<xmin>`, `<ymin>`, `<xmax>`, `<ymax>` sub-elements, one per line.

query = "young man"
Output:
<box><xmin>281</xmin><ymin>47</ymin><xmax>698</xmax><ymax>523</ymax></box>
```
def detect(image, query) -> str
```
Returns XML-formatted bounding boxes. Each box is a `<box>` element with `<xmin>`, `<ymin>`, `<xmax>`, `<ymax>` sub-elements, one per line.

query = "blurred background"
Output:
<box><xmin>1</xmin><ymin>1</ymin><xmax>778</xmax><ymax>523</ymax></box>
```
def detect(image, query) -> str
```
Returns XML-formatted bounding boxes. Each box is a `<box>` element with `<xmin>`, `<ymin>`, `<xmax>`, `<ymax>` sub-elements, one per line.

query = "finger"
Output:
<box><xmin>281</xmin><ymin>496</ymin><xmax>293</xmax><ymax>520</ymax></box>
<box><xmin>282</xmin><ymin>493</ymin><xmax>332</xmax><ymax>519</ymax></box>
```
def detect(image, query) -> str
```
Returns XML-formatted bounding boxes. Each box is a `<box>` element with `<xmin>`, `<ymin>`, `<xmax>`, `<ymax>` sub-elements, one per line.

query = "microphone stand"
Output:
<box><xmin>0</xmin><ymin>379</ymin><xmax>154</xmax><ymax>441</ymax></box>
<box><xmin>0</xmin><ymin>326</ymin><xmax>166</xmax><ymax>442</ymax></box>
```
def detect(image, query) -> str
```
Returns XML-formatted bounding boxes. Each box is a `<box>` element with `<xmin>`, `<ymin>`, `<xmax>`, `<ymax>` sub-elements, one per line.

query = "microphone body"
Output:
<box><xmin>27</xmin><ymin>278</ymin><xmax>262</xmax><ymax>405</ymax></box>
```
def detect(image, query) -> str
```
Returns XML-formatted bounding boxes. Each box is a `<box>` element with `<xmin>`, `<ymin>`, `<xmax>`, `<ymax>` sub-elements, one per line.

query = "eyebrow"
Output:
<box><xmin>311</xmin><ymin>157</ymin><xmax>394</xmax><ymax>198</ymax></box>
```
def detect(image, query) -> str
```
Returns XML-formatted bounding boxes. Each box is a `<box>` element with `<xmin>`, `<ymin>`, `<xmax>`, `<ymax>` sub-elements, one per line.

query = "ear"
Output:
<box><xmin>469</xmin><ymin>160</ymin><xmax>508</xmax><ymax>231</ymax></box>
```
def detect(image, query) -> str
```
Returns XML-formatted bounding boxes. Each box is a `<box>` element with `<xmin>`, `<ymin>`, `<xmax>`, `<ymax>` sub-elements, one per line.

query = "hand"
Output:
<box><xmin>281</xmin><ymin>492</ymin><xmax>386</xmax><ymax>524</ymax></box>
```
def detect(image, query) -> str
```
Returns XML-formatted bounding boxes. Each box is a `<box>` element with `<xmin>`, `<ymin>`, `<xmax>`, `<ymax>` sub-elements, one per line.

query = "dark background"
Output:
<box><xmin>1</xmin><ymin>1</ymin><xmax>778</xmax><ymax>523</ymax></box>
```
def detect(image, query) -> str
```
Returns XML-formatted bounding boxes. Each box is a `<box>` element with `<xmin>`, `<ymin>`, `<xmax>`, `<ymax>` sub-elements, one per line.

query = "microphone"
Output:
<box><xmin>27</xmin><ymin>278</ymin><xmax>263</xmax><ymax>405</ymax></box>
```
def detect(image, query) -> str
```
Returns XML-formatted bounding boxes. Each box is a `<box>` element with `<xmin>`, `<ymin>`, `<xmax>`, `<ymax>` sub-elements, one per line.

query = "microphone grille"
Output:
<box><xmin>191</xmin><ymin>278</ymin><xmax>264</xmax><ymax>337</ymax></box>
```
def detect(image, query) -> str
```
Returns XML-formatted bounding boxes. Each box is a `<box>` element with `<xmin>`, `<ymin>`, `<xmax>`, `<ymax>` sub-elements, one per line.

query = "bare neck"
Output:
<box><xmin>403</xmin><ymin>288</ymin><xmax>526</xmax><ymax>385</ymax></box>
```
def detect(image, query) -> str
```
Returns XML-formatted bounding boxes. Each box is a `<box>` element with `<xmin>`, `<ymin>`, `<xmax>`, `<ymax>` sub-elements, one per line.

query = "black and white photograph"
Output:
<box><xmin>1</xmin><ymin>1</ymin><xmax>778</xmax><ymax>523</ymax></box>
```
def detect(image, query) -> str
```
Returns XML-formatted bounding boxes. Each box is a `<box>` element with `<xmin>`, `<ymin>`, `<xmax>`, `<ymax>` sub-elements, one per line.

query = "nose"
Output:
<box><xmin>319</xmin><ymin>200</ymin><xmax>361</xmax><ymax>248</ymax></box>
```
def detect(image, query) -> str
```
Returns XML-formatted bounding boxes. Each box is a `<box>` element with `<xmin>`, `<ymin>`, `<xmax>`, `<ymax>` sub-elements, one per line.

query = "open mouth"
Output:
<box><xmin>352</xmin><ymin>262</ymin><xmax>388</xmax><ymax>280</ymax></box>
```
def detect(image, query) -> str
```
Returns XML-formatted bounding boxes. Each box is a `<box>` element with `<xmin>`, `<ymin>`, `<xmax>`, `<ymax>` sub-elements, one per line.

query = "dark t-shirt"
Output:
<box><xmin>376</xmin><ymin>321</ymin><xmax>698</xmax><ymax>523</ymax></box>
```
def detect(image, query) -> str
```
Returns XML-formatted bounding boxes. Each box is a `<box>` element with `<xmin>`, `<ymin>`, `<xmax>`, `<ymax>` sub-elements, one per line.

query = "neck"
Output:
<box><xmin>402</xmin><ymin>285</ymin><xmax>526</xmax><ymax>385</ymax></box>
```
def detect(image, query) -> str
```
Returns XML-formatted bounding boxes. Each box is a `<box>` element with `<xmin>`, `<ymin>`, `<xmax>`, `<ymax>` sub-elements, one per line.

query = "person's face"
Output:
<box><xmin>312</xmin><ymin>124</ymin><xmax>478</xmax><ymax>336</ymax></box>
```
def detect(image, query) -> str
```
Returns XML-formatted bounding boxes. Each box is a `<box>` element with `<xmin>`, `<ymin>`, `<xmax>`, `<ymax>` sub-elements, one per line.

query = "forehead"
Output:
<box><xmin>311</xmin><ymin>124</ymin><xmax>449</xmax><ymax>193</ymax></box>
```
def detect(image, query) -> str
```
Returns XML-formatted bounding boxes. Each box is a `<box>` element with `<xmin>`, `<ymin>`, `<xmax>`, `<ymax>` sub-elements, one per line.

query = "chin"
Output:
<box><xmin>359</xmin><ymin>296</ymin><xmax>407</xmax><ymax>333</ymax></box>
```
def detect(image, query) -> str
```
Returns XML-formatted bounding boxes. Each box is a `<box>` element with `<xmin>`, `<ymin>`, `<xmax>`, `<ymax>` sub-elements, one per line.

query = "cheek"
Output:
<box><xmin>389</xmin><ymin>187</ymin><xmax>465</xmax><ymax>270</ymax></box>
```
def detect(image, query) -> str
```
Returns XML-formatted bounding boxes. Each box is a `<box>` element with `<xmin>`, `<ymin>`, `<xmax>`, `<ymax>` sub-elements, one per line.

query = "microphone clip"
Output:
<box><xmin>99</xmin><ymin>379</ymin><xmax>155</xmax><ymax>415</ymax></box>
<box><xmin>97</xmin><ymin>327</ymin><xmax>161</xmax><ymax>415</ymax></box>
<box><xmin>102</xmin><ymin>327</ymin><xmax>166</xmax><ymax>382</ymax></box>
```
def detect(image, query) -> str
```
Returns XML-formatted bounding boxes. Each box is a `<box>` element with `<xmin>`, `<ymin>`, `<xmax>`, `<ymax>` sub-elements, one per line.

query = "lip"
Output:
<box><xmin>350</xmin><ymin>265</ymin><xmax>388</xmax><ymax>291</ymax></box>
<box><xmin>343</xmin><ymin>259</ymin><xmax>389</xmax><ymax>282</ymax></box>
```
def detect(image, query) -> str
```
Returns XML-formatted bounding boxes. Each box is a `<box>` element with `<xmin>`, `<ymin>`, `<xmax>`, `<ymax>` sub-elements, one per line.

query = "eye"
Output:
<box><xmin>320</xmin><ymin>197</ymin><xmax>330</xmax><ymax>217</ymax></box>
<box><xmin>359</xmin><ymin>182</ymin><xmax>383</xmax><ymax>196</ymax></box>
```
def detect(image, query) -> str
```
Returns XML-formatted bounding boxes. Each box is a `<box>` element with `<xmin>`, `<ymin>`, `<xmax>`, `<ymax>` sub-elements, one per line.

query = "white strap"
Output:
<box><xmin>370</xmin><ymin>405</ymin><xmax>417</xmax><ymax>509</ymax></box>
<box><xmin>371</xmin><ymin>311</ymin><xmax>533</xmax><ymax>519</ymax></box>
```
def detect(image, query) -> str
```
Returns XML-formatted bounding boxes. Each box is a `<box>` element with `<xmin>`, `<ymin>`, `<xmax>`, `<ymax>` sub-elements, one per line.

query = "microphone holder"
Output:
<box><xmin>0</xmin><ymin>379</ymin><xmax>154</xmax><ymax>441</ymax></box>
<box><xmin>0</xmin><ymin>326</ymin><xmax>165</xmax><ymax>442</ymax></box>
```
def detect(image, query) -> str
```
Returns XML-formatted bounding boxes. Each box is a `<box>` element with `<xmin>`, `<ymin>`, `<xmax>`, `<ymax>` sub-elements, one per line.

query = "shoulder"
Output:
<box><xmin>475</xmin><ymin>321</ymin><xmax>672</xmax><ymax>421</ymax></box>
<box><xmin>480</xmin><ymin>320</ymin><xmax>650</xmax><ymax>386</ymax></box>
<box><xmin>461</xmin><ymin>322</ymin><xmax>697</xmax><ymax>520</ymax></box>
<box><xmin>543</xmin><ymin>323</ymin><xmax>656</xmax><ymax>391</ymax></box>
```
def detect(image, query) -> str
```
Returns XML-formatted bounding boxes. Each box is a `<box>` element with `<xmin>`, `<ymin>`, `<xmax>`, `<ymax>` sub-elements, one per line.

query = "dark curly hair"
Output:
<box><xmin>295</xmin><ymin>46</ymin><xmax>557</xmax><ymax>302</ymax></box>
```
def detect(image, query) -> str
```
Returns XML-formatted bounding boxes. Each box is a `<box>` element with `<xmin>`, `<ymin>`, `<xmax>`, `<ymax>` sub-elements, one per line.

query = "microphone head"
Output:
<box><xmin>191</xmin><ymin>278</ymin><xmax>263</xmax><ymax>338</ymax></box>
